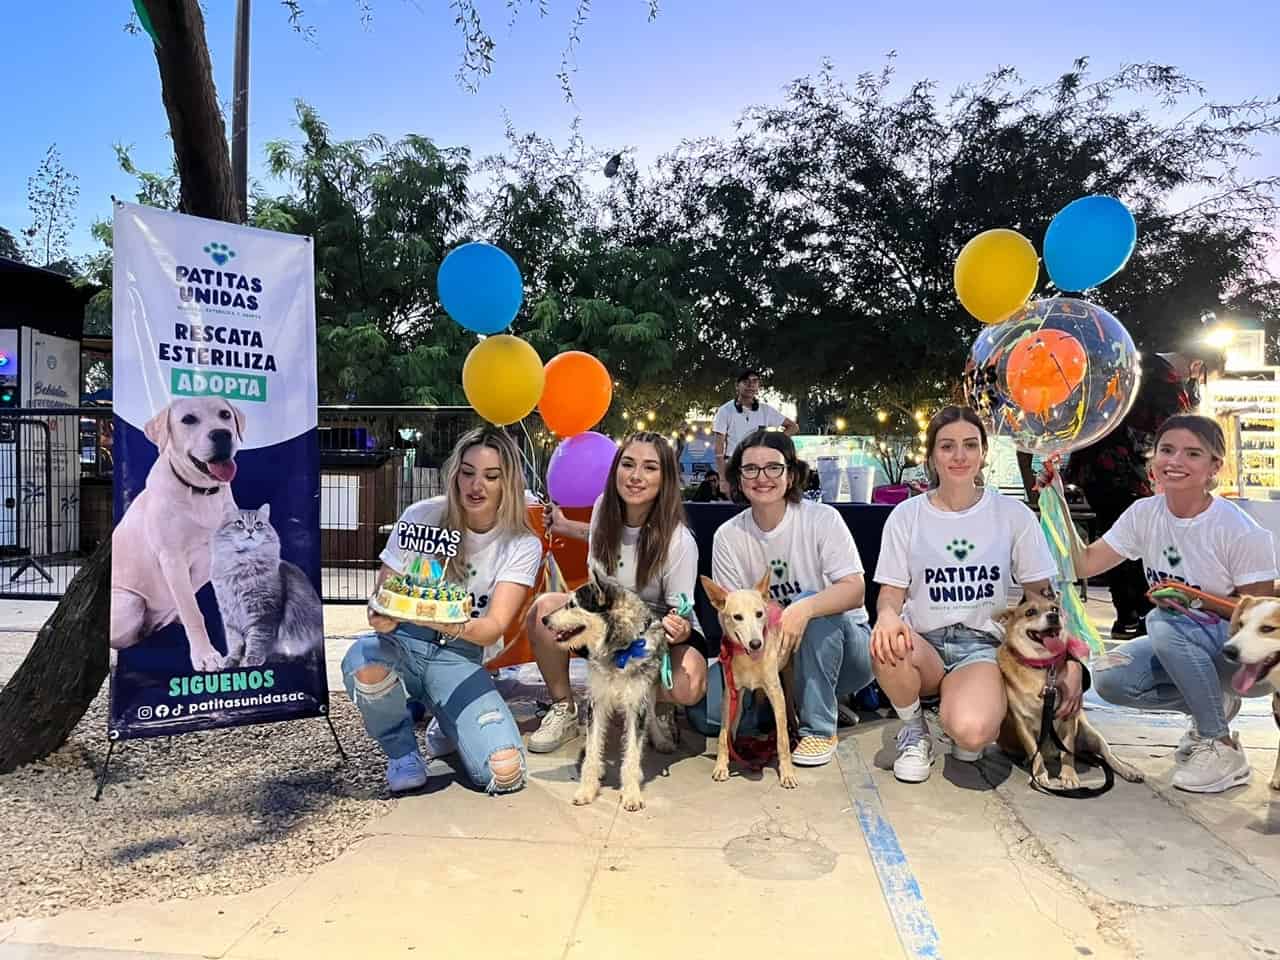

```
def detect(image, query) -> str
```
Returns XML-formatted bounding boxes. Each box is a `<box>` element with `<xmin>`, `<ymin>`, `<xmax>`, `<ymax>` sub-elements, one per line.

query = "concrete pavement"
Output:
<box><xmin>0</xmin><ymin>598</ymin><xmax>1276</xmax><ymax>959</ymax></box>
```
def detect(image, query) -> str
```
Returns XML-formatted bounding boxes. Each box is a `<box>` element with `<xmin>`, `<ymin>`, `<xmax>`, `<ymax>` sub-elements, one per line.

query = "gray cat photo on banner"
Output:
<box><xmin>108</xmin><ymin>202</ymin><xmax>326</xmax><ymax>740</ymax></box>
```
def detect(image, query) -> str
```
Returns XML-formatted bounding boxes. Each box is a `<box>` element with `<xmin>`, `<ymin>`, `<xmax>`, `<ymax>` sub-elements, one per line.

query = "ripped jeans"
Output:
<box><xmin>342</xmin><ymin>630</ymin><xmax>526</xmax><ymax>793</ymax></box>
<box><xmin>1092</xmin><ymin>607</ymin><xmax>1240</xmax><ymax>740</ymax></box>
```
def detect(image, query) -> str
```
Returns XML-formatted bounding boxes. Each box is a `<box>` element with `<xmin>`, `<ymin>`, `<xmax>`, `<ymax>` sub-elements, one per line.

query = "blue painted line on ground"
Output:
<box><xmin>837</xmin><ymin>737</ymin><xmax>942</xmax><ymax>960</ymax></box>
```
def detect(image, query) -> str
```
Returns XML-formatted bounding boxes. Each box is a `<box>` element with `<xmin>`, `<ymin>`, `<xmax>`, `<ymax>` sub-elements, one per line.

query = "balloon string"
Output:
<box><xmin>515</xmin><ymin>419</ymin><xmax>549</xmax><ymax>503</ymax></box>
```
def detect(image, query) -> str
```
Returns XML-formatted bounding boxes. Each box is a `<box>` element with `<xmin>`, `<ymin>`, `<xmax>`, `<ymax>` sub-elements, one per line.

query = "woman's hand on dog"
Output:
<box><xmin>662</xmin><ymin>611</ymin><xmax>692</xmax><ymax>644</ymax></box>
<box><xmin>777</xmin><ymin>600</ymin><xmax>812</xmax><ymax>659</ymax></box>
<box><xmin>871</xmin><ymin>611</ymin><xmax>913</xmax><ymax>666</ymax></box>
<box><xmin>1054</xmin><ymin>660</ymin><xmax>1084</xmax><ymax>719</ymax></box>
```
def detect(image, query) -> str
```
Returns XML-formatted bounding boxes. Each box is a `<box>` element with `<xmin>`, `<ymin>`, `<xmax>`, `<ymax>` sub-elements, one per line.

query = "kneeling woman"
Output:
<box><xmin>527</xmin><ymin>431</ymin><xmax>707</xmax><ymax>752</ymax></box>
<box><xmin>342</xmin><ymin>427</ymin><xmax>543</xmax><ymax>794</ymax></box>
<box><xmin>871</xmin><ymin>406</ymin><xmax>1065</xmax><ymax>783</ymax></box>
<box><xmin>711</xmin><ymin>428</ymin><xmax>873</xmax><ymax>767</ymax></box>
<box><xmin>1067</xmin><ymin>414</ymin><xmax>1277</xmax><ymax>794</ymax></box>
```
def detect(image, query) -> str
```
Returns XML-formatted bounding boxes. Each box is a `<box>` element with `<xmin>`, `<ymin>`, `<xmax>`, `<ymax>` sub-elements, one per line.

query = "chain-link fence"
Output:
<box><xmin>0</xmin><ymin>405</ymin><xmax>549</xmax><ymax>602</ymax></box>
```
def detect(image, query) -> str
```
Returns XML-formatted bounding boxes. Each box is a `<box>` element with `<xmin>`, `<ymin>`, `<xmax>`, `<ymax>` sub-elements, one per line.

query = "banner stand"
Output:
<box><xmin>93</xmin><ymin>712</ymin><xmax>347</xmax><ymax>801</ymax></box>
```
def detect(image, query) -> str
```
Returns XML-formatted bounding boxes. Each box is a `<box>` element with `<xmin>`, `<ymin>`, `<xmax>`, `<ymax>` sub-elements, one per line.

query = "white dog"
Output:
<box><xmin>1223</xmin><ymin>596</ymin><xmax>1280</xmax><ymax>790</ymax></box>
<box><xmin>111</xmin><ymin>397</ymin><xmax>245</xmax><ymax>672</ymax></box>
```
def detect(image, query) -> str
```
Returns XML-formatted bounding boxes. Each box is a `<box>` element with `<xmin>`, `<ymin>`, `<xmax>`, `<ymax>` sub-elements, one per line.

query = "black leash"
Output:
<box><xmin>1028</xmin><ymin>664</ymin><xmax>1115</xmax><ymax>799</ymax></box>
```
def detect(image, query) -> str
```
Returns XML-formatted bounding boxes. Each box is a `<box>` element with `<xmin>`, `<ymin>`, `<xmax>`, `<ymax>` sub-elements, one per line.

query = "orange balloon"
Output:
<box><xmin>539</xmin><ymin>351</ymin><xmax>613</xmax><ymax>436</ymax></box>
<box><xmin>1006</xmin><ymin>330</ymin><xmax>1087</xmax><ymax>416</ymax></box>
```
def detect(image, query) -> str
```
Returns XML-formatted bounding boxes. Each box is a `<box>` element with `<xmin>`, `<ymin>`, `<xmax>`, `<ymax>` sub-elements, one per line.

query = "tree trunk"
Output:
<box><xmin>0</xmin><ymin>1</ymin><xmax>236</xmax><ymax>771</ymax></box>
<box><xmin>0</xmin><ymin>538</ymin><xmax>111</xmax><ymax>773</ymax></box>
<box><xmin>141</xmin><ymin>0</ymin><xmax>239</xmax><ymax>222</ymax></box>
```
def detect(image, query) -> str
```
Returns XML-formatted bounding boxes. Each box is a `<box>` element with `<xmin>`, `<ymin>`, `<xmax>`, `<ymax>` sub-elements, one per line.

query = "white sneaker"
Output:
<box><xmin>893</xmin><ymin>719</ymin><xmax>934</xmax><ymax>783</ymax></box>
<box><xmin>1172</xmin><ymin>733</ymin><xmax>1252</xmax><ymax>793</ymax></box>
<box><xmin>424</xmin><ymin>716</ymin><xmax>456</xmax><ymax>759</ymax></box>
<box><xmin>1175</xmin><ymin>692</ymin><xmax>1242</xmax><ymax>762</ymax></box>
<box><xmin>527</xmin><ymin>700</ymin><xmax>581</xmax><ymax>753</ymax></box>
<box><xmin>386</xmin><ymin>751</ymin><xmax>429</xmax><ymax>792</ymax></box>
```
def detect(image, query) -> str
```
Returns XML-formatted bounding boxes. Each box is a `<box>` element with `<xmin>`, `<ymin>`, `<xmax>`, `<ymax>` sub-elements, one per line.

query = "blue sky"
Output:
<box><xmin>2</xmin><ymin>0</ymin><xmax>1276</xmax><ymax>259</ymax></box>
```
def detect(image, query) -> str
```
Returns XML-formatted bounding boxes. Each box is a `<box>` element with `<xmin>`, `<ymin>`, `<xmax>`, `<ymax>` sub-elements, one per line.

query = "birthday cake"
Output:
<box><xmin>370</xmin><ymin>555</ymin><xmax>471</xmax><ymax>624</ymax></box>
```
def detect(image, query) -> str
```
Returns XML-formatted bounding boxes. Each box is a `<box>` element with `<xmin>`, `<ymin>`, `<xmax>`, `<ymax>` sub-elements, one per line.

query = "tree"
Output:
<box><xmin>649</xmin><ymin>58</ymin><xmax>1280</xmax><ymax>425</ymax></box>
<box><xmin>0</xmin><ymin>226</ymin><xmax>22</xmax><ymax>262</ymax></box>
<box><xmin>263</xmin><ymin>101</ymin><xmax>476</xmax><ymax>404</ymax></box>
<box><xmin>21</xmin><ymin>144</ymin><xmax>79</xmax><ymax>270</ymax></box>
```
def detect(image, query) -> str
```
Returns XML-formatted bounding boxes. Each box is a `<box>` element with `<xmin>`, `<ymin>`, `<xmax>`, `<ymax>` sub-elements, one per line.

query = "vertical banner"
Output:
<box><xmin>109</xmin><ymin>202</ymin><xmax>326</xmax><ymax>740</ymax></box>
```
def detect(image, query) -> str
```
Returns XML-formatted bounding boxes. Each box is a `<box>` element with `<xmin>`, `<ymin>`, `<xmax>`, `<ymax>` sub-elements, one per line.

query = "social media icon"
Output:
<box><xmin>137</xmin><ymin>705</ymin><xmax>153</xmax><ymax>720</ymax></box>
<box><xmin>170</xmin><ymin>704</ymin><xmax>183</xmax><ymax>716</ymax></box>
<box><xmin>155</xmin><ymin>704</ymin><xmax>170</xmax><ymax>719</ymax></box>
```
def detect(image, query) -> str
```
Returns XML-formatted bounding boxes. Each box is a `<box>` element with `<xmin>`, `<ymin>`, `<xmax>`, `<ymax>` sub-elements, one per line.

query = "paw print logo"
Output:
<box><xmin>946</xmin><ymin>538</ymin><xmax>976</xmax><ymax>561</ymax></box>
<box><xmin>1163</xmin><ymin>546</ymin><xmax>1182</xmax><ymax>568</ymax></box>
<box><xmin>204</xmin><ymin>241</ymin><xmax>236</xmax><ymax>266</ymax></box>
<box><xmin>769</xmin><ymin>558</ymin><xmax>789</xmax><ymax>580</ymax></box>
<box><xmin>465</xmin><ymin>563</ymin><xmax>478</xmax><ymax>579</ymax></box>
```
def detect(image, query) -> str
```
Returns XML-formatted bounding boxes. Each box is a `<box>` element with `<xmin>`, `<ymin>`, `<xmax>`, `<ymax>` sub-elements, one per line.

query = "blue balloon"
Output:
<box><xmin>1043</xmin><ymin>196</ymin><xmax>1137</xmax><ymax>292</ymax></box>
<box><xmin>437</xmin><ymin>242</ymin><xmax>524</xmax><ymax>334</ymax></box>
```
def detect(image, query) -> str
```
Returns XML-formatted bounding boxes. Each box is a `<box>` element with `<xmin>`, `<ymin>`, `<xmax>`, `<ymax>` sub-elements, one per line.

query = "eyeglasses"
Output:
<box><xmin>739</xmin><ymin>462</ymin><xmax>787</xmax><ymax>479</ymax></box>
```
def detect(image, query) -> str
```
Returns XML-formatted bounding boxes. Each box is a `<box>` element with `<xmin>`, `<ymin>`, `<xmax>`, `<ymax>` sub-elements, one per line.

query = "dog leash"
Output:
<box><xmin>1028</xmin><ymin>661</ymin><xmax>1115</xmax><ymax>800</ymax></box>
<box><xmin>659</xmin><ymin>593</ymin><xmax>695</xmax><ymax>690</ymax></box>
<box><xmin>717</xmin><ymin>599</ymin><xmax>788</xmax><ymax>772</ymax></box>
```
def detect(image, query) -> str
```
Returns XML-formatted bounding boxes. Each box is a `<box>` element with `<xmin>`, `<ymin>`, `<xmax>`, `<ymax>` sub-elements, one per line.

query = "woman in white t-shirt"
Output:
<box><xmin>1064</xmin><ymin>415</ymin><xmax>1277</xmax><ymax>794</ymax></box>
<box><xmin>341</xmin><ymin>427</ymin><xmax>543</xmax><ymax>795</ymax></box>
<box><xmin>711</xmin><ymin>428</ymin><xmax>873</xmax><ymax>768</ymax></box>
<box><xmin>526</xmin><ymin>431</ymin><xmax>706</xmax><ymax>753</ymax></box>
<box><xmin>872</xmin><ymin>406</ymin><xmax>1064</xmax><ymax>784</ymax></box>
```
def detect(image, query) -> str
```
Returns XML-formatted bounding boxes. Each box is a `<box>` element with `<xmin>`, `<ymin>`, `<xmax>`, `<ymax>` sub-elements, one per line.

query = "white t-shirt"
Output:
<box><xmin>1102</xmin><ymin>495</ymin><xmax>1278</xmax><ymax>598</ymax></box>
<box><xmin>711</xmin><ymin>499</ymin><xmax>868</xmax><ymax>623</ymax></box>
<box><xmin>587</xmin><ymin>494</ymin><xmax>702</xmax><ymax>635</ymax></box>
<box><xmin>874</xmin><ymin>488</ymin><xmax>1058</xmax><ymax>636</ymax></box>
<box><xmin>712</xmin><ymin>399</ymin><xmax>787</xmax><ymax>461</ymax></box>
<box><xmin>379</xmin><ymin>496</ymin><xmax>543</xmax><ymax>661</ymax></box>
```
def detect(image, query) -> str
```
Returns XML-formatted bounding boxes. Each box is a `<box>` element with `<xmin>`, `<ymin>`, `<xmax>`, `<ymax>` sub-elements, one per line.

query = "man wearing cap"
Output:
<box><xmin>712</xmin><ymin>369</ymin><xmax>797</xmax><ymax>497</ymax></box>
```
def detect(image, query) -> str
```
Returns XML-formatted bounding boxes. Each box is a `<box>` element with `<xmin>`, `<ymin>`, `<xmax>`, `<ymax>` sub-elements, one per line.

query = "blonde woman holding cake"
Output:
<box><xmin>342</xmin><ymin>426</ymin><xmax>542</xmax><ymax>794</ymax></box>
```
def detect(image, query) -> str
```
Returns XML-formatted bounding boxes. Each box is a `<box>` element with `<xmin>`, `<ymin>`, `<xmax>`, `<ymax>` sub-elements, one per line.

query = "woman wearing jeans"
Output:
<box><xmin>711</xmin><ymin>428</ymin><xmax>873</xmax><ymax>767</ymax></box>
<box><xmin>342</xmin><ymin>427</ymin><xmax>543</xmax><ymax>794</ymax></box>
<box><xmin>1062</xmin><ymin>414</ymin><xmax>1277</xmax><ymax>793</ymax></box>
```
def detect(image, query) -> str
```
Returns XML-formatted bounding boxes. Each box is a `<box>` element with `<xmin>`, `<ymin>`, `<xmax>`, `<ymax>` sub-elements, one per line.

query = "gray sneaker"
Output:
<box><xmin>1172</xmin><ymin>733</ymin><xmax>1251</xmax><ymax>793</ymax></box>
<box><xmin>528</xmin><ymin>700</ymin><xmax>581</xmax><ymax>753</ymax></box>
<box><xmin>386</xmin><ymin>750</ymin><xmax>429</xmax><ymax>792</ymax></box>
<box><xmin>1175</xmin><ymin>691</ymin><xmax>1241</xmax><ymax>762</ymax></box>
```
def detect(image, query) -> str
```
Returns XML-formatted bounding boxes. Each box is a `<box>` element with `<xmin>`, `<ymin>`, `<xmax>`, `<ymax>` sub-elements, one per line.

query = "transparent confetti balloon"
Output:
<box><xmin>963</xmin><ymin>297</ymin><xmax>1140</xmax><ymax>458</ymax></box>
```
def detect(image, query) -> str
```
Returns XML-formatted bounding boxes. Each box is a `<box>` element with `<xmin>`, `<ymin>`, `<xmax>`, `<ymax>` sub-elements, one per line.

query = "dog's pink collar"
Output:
<box><xmin>1012</xmin><ymin>634</ymin><xmax>1090</xmax><ymax>670</ymax></box>
<box><xmin>170</xmin><ymin>462</ymin><xmax>221</xmax><ymax>496</ymax></box>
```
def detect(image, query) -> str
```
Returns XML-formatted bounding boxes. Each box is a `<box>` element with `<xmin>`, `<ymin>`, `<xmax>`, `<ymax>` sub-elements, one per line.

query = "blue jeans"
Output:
<box><xmin>794</xmin><ymin>613</ymin><xmax>874</xmax><ymax>738</ymax></box>
<box><xmin>1093</xmin><ymin>608</ymin><xmax>1238</xmax><ymax>740</ymax></box>
<box><xmin>341</xmin><ymin>630</ymin><xmax>526</xmax><ymax>793</ymax></box>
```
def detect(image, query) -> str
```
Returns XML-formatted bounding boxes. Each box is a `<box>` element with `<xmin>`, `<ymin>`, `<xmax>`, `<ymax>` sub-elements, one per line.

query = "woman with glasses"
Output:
<box><xmin>710</xmin><ymin>428</ymin><xmax>874</xmax><ymax>767</ymax></box>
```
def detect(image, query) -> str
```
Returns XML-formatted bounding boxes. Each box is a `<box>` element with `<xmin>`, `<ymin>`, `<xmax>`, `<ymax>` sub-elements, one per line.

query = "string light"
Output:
<box><xmin>876</xmin><ymin>410</ymin><xmax>887</xmax><ymax>423</ymax></box>
<box><xmin>646</xmin><ymin>411</ymin><xmax>656</xmax><ymax>422</ymax></box>
<box><xmin>834</xmin><ymin>417</ymin><xmax>847</xmax><ymax>432</ymax></box>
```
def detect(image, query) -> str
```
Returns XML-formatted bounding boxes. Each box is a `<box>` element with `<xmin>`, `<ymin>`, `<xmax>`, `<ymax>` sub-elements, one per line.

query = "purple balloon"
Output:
<box><xmin>547</xmin><ymin>431</ymin><xmax>617</xmax><ymax>508</ymax></box>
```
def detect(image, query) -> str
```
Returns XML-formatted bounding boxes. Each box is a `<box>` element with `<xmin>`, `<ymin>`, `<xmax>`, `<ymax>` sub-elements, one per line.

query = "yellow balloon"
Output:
<box><xmin>954</xmin><ymin>228</ymin><xmax>1039</xmax><ymax>324</ymax></box>
<box><xmin>462</xmin><ymin>335</ymin><xmax>545</xmax><ymax>425</ymax></box>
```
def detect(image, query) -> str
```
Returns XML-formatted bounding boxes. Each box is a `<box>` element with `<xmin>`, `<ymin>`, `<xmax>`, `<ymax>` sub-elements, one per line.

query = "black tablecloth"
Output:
<box><xmin>683</xmin><ymin>501</ymin><xmax>893</xmax><ymax>650</ymax></box>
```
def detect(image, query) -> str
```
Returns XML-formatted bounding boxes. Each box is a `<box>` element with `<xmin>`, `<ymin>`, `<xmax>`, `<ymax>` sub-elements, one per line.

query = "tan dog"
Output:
<box><xmin>700</xmin><ymin>573</ymin><xmax>798</xmax><ymax>788</ymax></box>
<box><xmin>1223</xmin><ymin>595</ymin><xmax>1280</xmax><ymax>790</ymax></box>
<box><xmin>996</xmin><ymin>590</ymin><xmax>1144</xmax><ymax>790</ymax></box>
<box><xmin>111</xmin><ymin>397</ymin><xmax>245</xmax><ymax>672</ymax></box>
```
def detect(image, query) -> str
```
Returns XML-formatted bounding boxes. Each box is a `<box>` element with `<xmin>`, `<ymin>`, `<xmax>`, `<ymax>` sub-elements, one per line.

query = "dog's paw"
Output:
<box><xmin>190</xmin><ymin>646</ymin><xmax>223</xmax><ymax>673</ymax></box>
<box><xmin>778</xmin><ymin>769</ymin><xmax>799</xmax><ymax>789</ymax></box>
<box><xmin>650</xmin><ymin>733</ymin><xmax>677</xmax><ymax>755</ymax></box>
<box><xmin>572</xmin><ymin>784</ymin><xmax>599</xmax><ymax>806</ymax></box>
<box><xmin>620</xmin><ymin>788</ymin><xmax>645</xmax><ymax>812</ymax></box>
<box><xmin>1058</xmin><ymin>768</ymin><xmax>1081</xmax><ymax>790</ymax></box>
<box><xmin>1270</xmin><ymin>774</ymin><xmax>1280</xmax><ymax>791</ymax></box>
<box><xmin>711</xmin><ymin>763</ymin><xmax>730</xmax><ymax>782</ymax></box>
<box><xmin>1116</xmin><ymin>762</ymin><xmax>1145</xmax><ymax>784</ymax></box>
<box><xmin>243</xmin><ymin>652</ymin><xmax>267</xmax><ymax>668</ymax></box>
